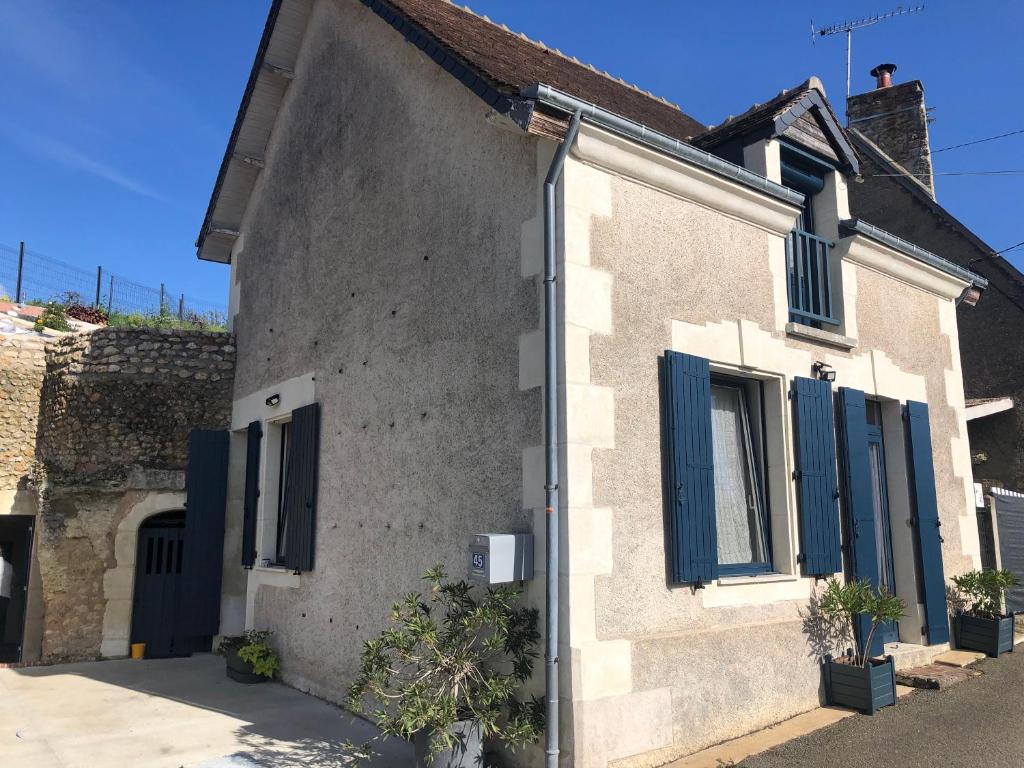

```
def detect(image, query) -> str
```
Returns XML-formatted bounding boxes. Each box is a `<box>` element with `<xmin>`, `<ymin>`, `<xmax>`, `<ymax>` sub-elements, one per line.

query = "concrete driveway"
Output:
<box><xmin>0</xmin><ymin>655</ymin><xmax>412</xmax><ymax>767</ymax></box>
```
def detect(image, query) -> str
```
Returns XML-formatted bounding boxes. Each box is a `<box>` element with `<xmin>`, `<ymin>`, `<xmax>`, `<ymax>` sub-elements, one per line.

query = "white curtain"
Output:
<box><xmin>711</xmin><ymin>386</ymin><xmax>766</xmax><ymax>566</ymax></box>
<box><xmin>868</xmin><ymin>443</ymin><xmax>892</xmax><ymax>593</ymax></box>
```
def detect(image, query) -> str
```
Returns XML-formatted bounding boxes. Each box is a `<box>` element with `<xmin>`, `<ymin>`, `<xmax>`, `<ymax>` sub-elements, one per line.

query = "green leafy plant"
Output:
<box><xmin>950</xmin><ymin>569</ymin><xmax>1017</xmax><ymax>619</ymax></box>
<box><xmin>816</xmin><ymin>578</ymin><xmax>906</xmax><ymax>667</ymax></box>
<box><xmin>238</xmin><ymin>640</ymin><xmax>280</xmax><ymax>678</ymax></box>
<box><xmin>343</xmin><ymin>565</ymin><xmax>543</xmax><ymax>763</ymax></box>
<box><xmin>33</xmin><ymin>301</ymin><xmax>71</xmax><ymax>332</ymax></box>
<box><xmin>218</xmin><ymin>630</ymin><xmax>279</xmax><ymax>678</ymax></box>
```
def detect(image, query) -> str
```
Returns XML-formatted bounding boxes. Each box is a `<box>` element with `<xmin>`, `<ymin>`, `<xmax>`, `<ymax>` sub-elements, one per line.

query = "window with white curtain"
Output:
<box><xmin>710</xmin><ymin>379</ymin><xmax>771</xmax><ymax>574</ymax></box>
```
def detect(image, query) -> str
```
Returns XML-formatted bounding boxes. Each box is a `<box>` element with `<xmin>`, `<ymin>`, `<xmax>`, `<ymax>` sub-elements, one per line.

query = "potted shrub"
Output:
<box><xmin>344</xmin><ymin>566</ymin><xmax>543</xmax><ymax>768</ymax></box>
<box><xmin>950</xmin><ymin>569</ymin><xmax>1017</xmax><ymax>657</ymax></box>
<box><xmin>816</xmin><ymin>578</ymin><xmax>905</xmax><ymax>715</ymax></box>
<box><xmin>218</xmin><ymin>630</ymin><xmax>279</xmax><ymax>684</ymax></box>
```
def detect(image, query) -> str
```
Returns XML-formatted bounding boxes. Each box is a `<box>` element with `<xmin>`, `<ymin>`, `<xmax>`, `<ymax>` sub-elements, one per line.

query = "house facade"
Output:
<box><xmin>199</xmin><ymin>1</ymin><xmax>988</xmax><ymax>766</ymax></box>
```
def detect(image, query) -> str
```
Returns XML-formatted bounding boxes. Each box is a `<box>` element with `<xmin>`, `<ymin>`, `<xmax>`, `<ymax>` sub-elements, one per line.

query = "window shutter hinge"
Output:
<box><xmin>797</xmin><ymin>552</ymin><xmax>806</xmax><ymax>563</ymax></box>
<box><xmin>792</xmin><ymin>469</ymin><xmax>802</xmax><ymax>480</ymax></box>
<box><xmin>921</xmin><ymin>625</ymin><xmax>927</xmax><ymax>636</ymax></box>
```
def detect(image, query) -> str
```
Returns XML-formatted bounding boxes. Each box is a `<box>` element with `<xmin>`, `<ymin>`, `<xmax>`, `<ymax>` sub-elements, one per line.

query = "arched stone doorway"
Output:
<box><xmin>100</xmin><ymin>490</ymin><xmax>185</xmax><ymax>658</ymax></box>
<box><xmin>130</xmin><ymin>510</ymin><xmax>190</xmax><ymax>658</ymax></box>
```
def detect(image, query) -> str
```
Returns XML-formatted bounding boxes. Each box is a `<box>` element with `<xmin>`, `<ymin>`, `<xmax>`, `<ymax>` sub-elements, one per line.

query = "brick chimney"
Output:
<box><xmin>847</xmin><ymin>63</ymin><xmax>935</xmax><ymax>197</ymax></box>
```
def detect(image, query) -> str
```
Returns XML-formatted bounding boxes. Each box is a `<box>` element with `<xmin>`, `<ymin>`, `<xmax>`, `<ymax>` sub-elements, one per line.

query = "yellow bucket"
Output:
<box><xmin>130</xmin><ymin>643</ymin><xmax>146</xmax><ymax>660</ymax></box>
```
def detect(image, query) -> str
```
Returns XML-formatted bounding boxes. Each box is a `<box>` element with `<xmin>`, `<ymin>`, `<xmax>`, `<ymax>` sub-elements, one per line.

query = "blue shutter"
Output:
<box><xmin>241</xmin><ymin>421</ymin><xmax>262</xmax><ymax>568</ymax></box>
<box><xmin>838</xmin><ymin>387</ymin><xmax>883</xmax><ymax>656</ymax></box>
<box><xmin>181</xmin><ymin>429</ymin><xmax>229</xmax><ymax>638</ymax></box>
<box><xmin>283</xmin><ymin>402</ymin><xmax>320</xmax><ymax>573</ymax></box>
<box><xmin>792</xmin><ymin>377</ymin><xmax>842</xmax><ymax>576</ymax></box>
<box><xmin>906</xmin><ymin>401</ymin><xmax>950</xmax><ymax>645</ymax></box>
<box><xmin>663</xmin><ymin>351</ymin><xmax>718</xmax><ymax>585</ymax></box>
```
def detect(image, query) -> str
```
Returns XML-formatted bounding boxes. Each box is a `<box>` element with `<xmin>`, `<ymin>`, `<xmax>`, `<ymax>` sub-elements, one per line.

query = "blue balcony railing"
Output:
<box><xmin>787</xmin><ymin>229</ymin><xmax>838</xmax><ymax>327</ymax></box>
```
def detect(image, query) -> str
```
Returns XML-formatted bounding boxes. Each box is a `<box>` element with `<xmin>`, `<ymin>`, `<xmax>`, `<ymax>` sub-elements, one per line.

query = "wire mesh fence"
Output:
<box><xmin>0</xmin><ymin>241</ymin><xmax>227</xmax><ymax>326</ymax></box>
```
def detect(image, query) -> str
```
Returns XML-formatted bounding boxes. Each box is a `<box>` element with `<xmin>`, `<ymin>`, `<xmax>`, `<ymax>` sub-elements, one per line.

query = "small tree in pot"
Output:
<box><xmin>816</xmin><ymin>578</ymin><xmax>905</xmax><ymax>715</ymax></box>
<box><xmin>344</xmin><ymin>566</ymin><xmax>543</xmax><ymax>767</ymax></box>
<box><xmin>950</xmin><ymin>569</ymin><xmax>1018</xmax><ymax>657</ymax></box>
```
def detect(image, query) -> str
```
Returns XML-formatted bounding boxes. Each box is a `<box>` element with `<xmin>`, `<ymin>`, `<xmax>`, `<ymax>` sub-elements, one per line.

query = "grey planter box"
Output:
<box><xmin>414</xmin><ymin>720</ymin><xmax>483</xmax><ymax>768</ymax></box>
<box><xmin>823</xmin><ymin>655</ymin><xmax>896</xmax><ymax>715</ymax></box>
<box><xmin>225</xmin><ymin>648</ymin><xmax>268</xmax><ymax>684</ymax></box>
<box><xmin>955</xmin><ymin>612</ymin><xmax>1016</xmax><ymax>657</ymax></box>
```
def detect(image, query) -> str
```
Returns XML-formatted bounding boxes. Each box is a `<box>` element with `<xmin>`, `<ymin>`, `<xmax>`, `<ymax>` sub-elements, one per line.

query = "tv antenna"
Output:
<box><xmin>812</xmin><ymin>5</ymin><xmax>925</xmax><ymax>101</ymax></box>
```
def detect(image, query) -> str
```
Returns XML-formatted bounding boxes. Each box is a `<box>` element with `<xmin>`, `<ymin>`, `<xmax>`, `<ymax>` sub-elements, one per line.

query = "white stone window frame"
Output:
<box><xmin>230</xmin><ymin>373</ymin><xmax>316</xmax><ymax>627</ymax></box>
<box><xmin>706</xmin><ymin>363</ymin><xmax>797</xmax><ymax>580</ymax></box>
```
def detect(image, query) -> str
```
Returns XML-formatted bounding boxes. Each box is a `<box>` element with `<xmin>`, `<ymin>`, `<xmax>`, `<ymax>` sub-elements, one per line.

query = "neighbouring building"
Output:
<box><xmin>845</xmin><ymin>63</ymin><xmax>1024</xmax><ymax>494</ymax></box>
<box><xmin>196</xmin><ymin>1</ymin><xmax>989</xmax><ymax>766</ymax></box>
<box><xmin>0</xmin><ymin>328</ymin><xmax>234</xmax><ymax>665</ymax></box>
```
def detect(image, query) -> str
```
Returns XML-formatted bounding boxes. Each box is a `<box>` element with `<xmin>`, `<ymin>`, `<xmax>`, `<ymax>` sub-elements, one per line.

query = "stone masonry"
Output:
<box><xmin>0</xmin><ymin>335</ymin><xmax>46</xmax><ymax>493</ymax></box>
<box><xmin>847</xmin><ymin>78</ymin><xmax>935</xmax><ymax>196</ymax></box>
<box><xmin>0</xmin><ymin>328</ymin><xmax>234</xmax><ymax>662</ymax></box>
<box><xmin>37</xmin><ymin>329</ymin><xmax>235</xmax><ymax>484</ymax></box>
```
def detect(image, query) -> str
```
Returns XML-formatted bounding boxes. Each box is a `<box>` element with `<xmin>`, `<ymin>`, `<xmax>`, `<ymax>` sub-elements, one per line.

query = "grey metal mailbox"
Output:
<box><xmin>468</xmin><ymin>533</ymin><xmax>534</xmax><ymax>584</ymax></box>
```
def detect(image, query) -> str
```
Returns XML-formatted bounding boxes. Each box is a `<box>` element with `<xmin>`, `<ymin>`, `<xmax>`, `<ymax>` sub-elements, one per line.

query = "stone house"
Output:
<box><xmin>844</xmin><ymin>64</ymin><xmax>1024</xmax><ymax>496</ymax></box>
<box><xmin>197</xmin><ymin>1</ymin><xmax>989</xmax><ymax>765</ymax></box>
<box><xmin>0</xmin><ymin>328</ymin><xmax>233</xmax><ymax>665</ymax></box>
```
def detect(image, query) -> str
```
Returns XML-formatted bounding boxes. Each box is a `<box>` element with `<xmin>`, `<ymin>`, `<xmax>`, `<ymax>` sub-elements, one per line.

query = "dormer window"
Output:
<box><xmin>780</xmin><ymin>144</ymin><xmax>838</xmax><ymax>329</ymax></box>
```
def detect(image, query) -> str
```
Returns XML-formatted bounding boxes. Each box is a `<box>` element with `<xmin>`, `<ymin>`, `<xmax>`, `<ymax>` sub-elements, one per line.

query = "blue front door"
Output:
<box><xmin>866</xmin><ymin>407</ymin><xmax>899</xmax><ymax>645</ymax></box>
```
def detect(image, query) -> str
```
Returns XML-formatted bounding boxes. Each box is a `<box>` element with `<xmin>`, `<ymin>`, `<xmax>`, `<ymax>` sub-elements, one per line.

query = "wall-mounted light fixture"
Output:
<box><xmin>813</xmin><ymin>361</ymin><xmax>837</xmax><ymax>382</ymax></box>
<box><xmin>265</xmin><ymin>393</ymin><xmax>281</xmax><ymax>407</ymax></box>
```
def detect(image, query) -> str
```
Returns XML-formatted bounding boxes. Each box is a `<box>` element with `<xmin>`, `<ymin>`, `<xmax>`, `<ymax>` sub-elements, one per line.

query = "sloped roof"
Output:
<box><xmin>366</xmin><ymin>0</ymin><xmax>706</xmax><ymax>141</ymax></box>
<box><xmin>850</xmin><ymin>127</ymin><xmax>1024</xmax><ymax>308</ymax></box>
<box><xmin>690</xmin><ymin>77</ymin><xmax>858</xmax><ymax>173</ymax></box>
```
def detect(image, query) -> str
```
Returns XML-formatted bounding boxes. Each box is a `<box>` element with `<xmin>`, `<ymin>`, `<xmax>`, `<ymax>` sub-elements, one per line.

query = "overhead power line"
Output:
<box><xmin>867</xmin><ymin>170</ymin><xmax>1024</xmax><ymax>177</ymax></box>
<box><xmin>930</xmin><ymin>128</ymin><xmax>1024</xmax><ymax>155</ymax></box>
<box><xmin>995</xmin><ymin>240</ymin><xmax>1024</xmax><ymax>256</ymax></box>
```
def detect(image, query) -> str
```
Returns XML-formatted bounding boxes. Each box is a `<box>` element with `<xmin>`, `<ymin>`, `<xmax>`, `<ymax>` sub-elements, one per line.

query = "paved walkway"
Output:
<box><xmin>741</xmin><ymin>649</ymin><xmax>1024</xmax><ymax>768</ymax></box>
<box><xmin>0</xmin><ymin>655</ymin><xmax>412</xmax><ymax>767</ymax></box>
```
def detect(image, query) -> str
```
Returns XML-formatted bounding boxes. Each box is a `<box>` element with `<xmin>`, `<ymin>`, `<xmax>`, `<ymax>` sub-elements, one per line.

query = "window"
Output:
<box><xmin>710</xmin><ymin>378</ymin><xmax>771</xmax><ymax>574</ymax></box>
<box><xmin>780</xmin><ymin>143</ymin><xmax>838</xmax><ymax>329</ymax></box>
<box><xmin>274</xmin><ymin>420</ymin><xmax>293</xmax><ymax>565</ymax></box>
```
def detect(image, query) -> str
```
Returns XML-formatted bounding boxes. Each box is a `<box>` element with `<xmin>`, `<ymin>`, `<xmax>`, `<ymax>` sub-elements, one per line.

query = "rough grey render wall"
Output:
<box><xmin>0</xmin><ymin>335</ymin><xmax>46</xmax><ymax>491</ymax></box>
<box><xmin>849</xmin><ymin>148</ymin><xmax>1024</xmax><ymax>490</ymax></box>
<box><xmin>32</xmin><ymin>328</ymin><xmax>234</xmax><ymax>661</ymax></box>
<box><xmin>231</xmin><ymin>0</ymin><xmax>539</xmax><ymax>701</ymax></box>
<box><xmin>847</xmin><ymin>80</ymin><xmax>934</xmax><ymax>195</ymax></box>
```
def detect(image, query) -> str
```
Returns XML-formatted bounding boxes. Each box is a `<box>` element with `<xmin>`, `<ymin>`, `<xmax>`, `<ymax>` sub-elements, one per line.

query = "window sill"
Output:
<box><xmin>716</xmin><ymin>572</ymin><xmax>798</xmax><ymax>586</ymax></box>
<box><xmin>249</xmin><ymin>565</ymin><xmax>300</xmax><ymax>588</ymax></box>
<box><xmin>785</xmin><ymin>322</ymin><xmax>857</xmax><ymax>350</ymax></box>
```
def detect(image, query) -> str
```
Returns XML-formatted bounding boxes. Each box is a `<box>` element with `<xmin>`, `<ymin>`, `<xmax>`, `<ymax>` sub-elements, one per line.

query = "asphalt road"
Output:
<box><xmin>741</xmin><ymin>649</ymin><xmax>1024</xmax><ymax>768</ymax></box>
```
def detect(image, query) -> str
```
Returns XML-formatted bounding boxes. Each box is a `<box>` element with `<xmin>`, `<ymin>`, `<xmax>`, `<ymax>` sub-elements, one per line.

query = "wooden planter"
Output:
<box><xmin>225</xmin><ymin>648</ymin><xmax>268</xmax><ymax>684</ymax></box>
<box><xmin>955</xmin><ymin>612</ymin><xmax>1016</xmax><ymax>657</ymax></box>
<box><xmin>413</xmin><ymin>720</ymin><xmax>483</xmax><ymax>768</ymax></box>
<box><xmin>823</xmin><ymin>655</ymin><xmax>896</xmax><ymax>715</ymax></box>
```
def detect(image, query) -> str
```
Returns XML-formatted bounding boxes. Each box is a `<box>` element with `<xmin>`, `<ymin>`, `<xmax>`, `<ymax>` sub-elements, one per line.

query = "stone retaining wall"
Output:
<box><xmin>38</xmin><ymin>329</ymin><xmax>235</xmax><ymax>484</ymax></box>
<box><xmin>0</xmin><ymin>335</ymin><xmax>46</xmax><ymax>493</ymax></box>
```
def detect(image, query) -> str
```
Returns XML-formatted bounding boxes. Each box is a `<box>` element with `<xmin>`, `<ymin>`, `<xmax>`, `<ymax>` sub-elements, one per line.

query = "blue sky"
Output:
<box><xmin>1</xmin><ymin>0</ymin><xmax>1022</xmax><ymax>308</ymax></box>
